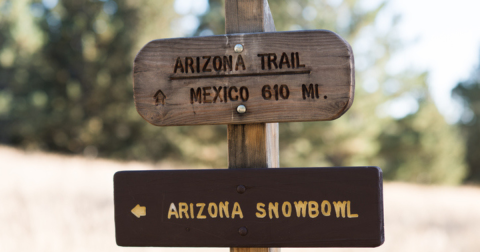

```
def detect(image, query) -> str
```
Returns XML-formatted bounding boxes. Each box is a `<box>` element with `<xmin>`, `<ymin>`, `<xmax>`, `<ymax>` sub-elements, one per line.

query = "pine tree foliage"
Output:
<box><xmin>0</xmin><ymin>0</ymin><xmax>468</xmax><ymax>183</ymax></box>
<box><xmin>453</xmin><ymin>56</ymin><xmax>480</xmax><ymax>182</ymax></box>
<box><xmin>195</xmin><ymin>0</ymin><xmax>466</xmax><ymax>183</ymax></box>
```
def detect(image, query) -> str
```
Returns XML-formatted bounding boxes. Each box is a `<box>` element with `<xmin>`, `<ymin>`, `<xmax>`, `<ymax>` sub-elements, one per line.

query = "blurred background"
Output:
<box><xmin>1</xmin><ymin>0</ymin><xmax>480</xmax><ymax>251</ymax></box>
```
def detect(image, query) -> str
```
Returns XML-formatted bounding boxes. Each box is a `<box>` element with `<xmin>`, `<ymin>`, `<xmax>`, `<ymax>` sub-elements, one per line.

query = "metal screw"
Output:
<box><xmin>234</xmin><ymin>44</ymin><xmax>244</xmax><ymax>53</ymax></box>
<box><xmin>237</xmin><ymin>185</ymin><xmax>246</xmax><ymax>194</ymax></box>
<box><xmin>237</xmin><ymin>105</ymin><xmax>246</xmax><ymax>114</ymax></box>
<box><xmin>238</xmin><ymin>227</ymin><xmax>248</xmax><ymax>236</ymax></box>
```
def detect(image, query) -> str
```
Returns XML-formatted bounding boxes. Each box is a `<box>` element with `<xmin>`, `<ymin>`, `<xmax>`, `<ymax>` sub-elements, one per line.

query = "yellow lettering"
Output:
<box><xmin>347</xmin><ymin>201</ymin><xmax>359</xmax><ymax>218</ymax></box>
<box><xmin>282</xmin><ymin>201</ymin><xmax>292</xmax><ymax>217</ymax></box>
<box><xmin>308</xmin><ymin>201</ymin><xmax>319</xmax><ymax>218</ymax></box>
<box><xmin>256</xmin><ymin>202</ymin><xmax>266</xmax><ymax>218</ymax></box>
<box><xmin>321</xmin><ymin>200</ymin><xmax>331</xmax><ymax>216</ymax></box>
<box><xmin>167</xmin><ymin>203</ymin><xmax>179</xmax><ymax>219</ymax></box>
<box><xmin>294</xmin><ymin>201</ymin><xmax>308</xmax><ymax>217</ymax></box>
<box><xmin>208</xmin><ymin>202</ymin><xmax>218</xmax><ymax>218</ymax></box>
<box><xmin>219</xmin><ymin>201</ymin><xmax>230</xmax><ymax>218</ymax></box>
<box><xmin>333</xmin><ymin>201</ymin><xmax>347</xmax><ymax>218</ymax></box>
<box><xmin>231</xmin><ymin>202</ymin><xmax>244</xmax><ymax>219</ymax></box>
<box><xmin>268</xmin><ymin>202</ymin><xmax>279</xmax><ymax>219</ymax></box>
<box><xmin>190</xmin><ymin>203</ymin><xmax>194</xmax><ymax>219</ymax></box>
<box><xmin>179</xmin><ymin>202</ymin><xmax>189</xmax><ymax>219</ymax></box>
<box><xmin>196</xmin><ymin>203</ymin><xmax>206</xmax><ymax>219</ymax></box>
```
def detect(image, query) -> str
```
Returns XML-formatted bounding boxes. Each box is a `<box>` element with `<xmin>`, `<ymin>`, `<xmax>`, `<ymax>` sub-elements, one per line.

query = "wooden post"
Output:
<box><xmin>225</xmin><ymin>1</ymin><xmax>279</xmax><ymax>252</ymax></box>
<box><xmin>122</xmin><ymin>0</ymin><xmax>378</xmax><ymax>248</ymax></box>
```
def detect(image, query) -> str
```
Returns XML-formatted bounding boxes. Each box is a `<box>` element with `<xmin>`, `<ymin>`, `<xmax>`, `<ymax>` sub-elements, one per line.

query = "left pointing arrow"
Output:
<box><xmin>131</xmin><ymin>204</ymin><xmax>146</xmax><ymax>218</ymax></box>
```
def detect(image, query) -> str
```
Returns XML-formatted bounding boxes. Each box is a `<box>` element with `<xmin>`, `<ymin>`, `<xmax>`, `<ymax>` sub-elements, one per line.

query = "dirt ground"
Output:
<box><xmin>1</xmin><ymin>145</ymin><xmax>479</xmax><ymax>252</ymax></box>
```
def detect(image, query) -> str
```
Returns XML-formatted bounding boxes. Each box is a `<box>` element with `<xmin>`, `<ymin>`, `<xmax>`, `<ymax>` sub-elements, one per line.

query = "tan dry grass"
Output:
<box><xmin>0</xmin><ymin>145</ymin><xmax>479</xmax><ymax>252</ymax></box>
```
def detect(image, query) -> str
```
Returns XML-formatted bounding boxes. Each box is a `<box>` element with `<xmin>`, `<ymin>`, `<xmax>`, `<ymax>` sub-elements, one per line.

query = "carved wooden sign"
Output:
<box><xmin>133</xmin><ymin>30</ymin><xmax>354</xmax><ymax>126</ymax></box>
<box><xmin>114</xmin><ymin>167</ymin><xmax>384</xmax><ymax>247</ymax></box>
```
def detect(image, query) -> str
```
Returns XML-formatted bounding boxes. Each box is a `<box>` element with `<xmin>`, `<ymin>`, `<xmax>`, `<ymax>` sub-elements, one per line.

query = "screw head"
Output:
<box><xmin>238</xmin><ymin>227</ymin><xmax>248</xmax><ymax>236</ymax></box>
<box><xmin>234</xmin><ymin>44</ymin><xmax>244</xmax><ymax>53</ymax></box>
<box><xmin>237</xmin><ymin>105</ymin><xmax>246</xmax><ymax>114</ymax></box>
<box><xmin>237</xmin><ymin>185</ymin><xmax>246</xmax><ymax>194</ymax></box>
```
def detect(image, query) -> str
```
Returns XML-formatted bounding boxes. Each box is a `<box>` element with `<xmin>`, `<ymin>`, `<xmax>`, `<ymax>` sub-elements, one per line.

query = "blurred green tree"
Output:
<box><xmin>1</xmin><ymin>0</ymin><xmax>180</xmax><ymax>161</ymax></box>
<box><xmin>452</xmin><ymin>55</ymin><xmax>480</xmax><ymax>182</ymax></box>
<box><xmin>0</xmin><ymin>0</ymin><xmax>467</xmax><ymax>183</ymax></box>
<box><xmin>195</xmin><ymin>0</ymin><xmax>466</xmax><ymax>183</ymax></box>
<box><xmin>0</xmin><ymin>0</ymin><xmax>230</xmax><ymax>167</ymax></box>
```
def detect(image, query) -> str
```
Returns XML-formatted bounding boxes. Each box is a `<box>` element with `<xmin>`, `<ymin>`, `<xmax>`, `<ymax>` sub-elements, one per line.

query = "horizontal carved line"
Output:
<box><xmin>169</xmin><ymin>70</ymin><xmax>311</xmax><ymax>80</ymax></box>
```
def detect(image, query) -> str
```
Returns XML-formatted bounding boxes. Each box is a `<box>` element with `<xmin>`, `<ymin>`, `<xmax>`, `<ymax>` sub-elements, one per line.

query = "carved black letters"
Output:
<box><xmin>175</xmin><ymin>52</ymin><xmax>306</xmax><ymax>75</ymax></box>
<box><xmin>213</xmin><ymin>56</ymin><xmax>222</xmax><ymax>71</ymax></box>
<box><xmin>174</xmin><ymin>57</ymin><xmax>185</xmax><ymax>73</ymax></box>
<box><xmin>174</xmin><ymin>55</ymin><xmax>246</xmax><ymax>74</ymax></box>
<box><xmin>191</xmin><ymin>83</ymin><xmax>322</xmax><ymax>104</ymax></box>
<box><xmin>268</xmin><ymin>53</ymin><xmax>278</xmax><ymax>70</ymax></box>
<box><xmin>213</xmin><ymin>86</ymin><xmax>223</xmax><ymax>103</ymax></box>
<box><xmin>190</xmin><ymin>86</ymin><xmax>250</xmax><ymax>104</ymax></box>
<box><xmin>185</xmin><ymin>57</ymin><xmax>194</xmax><ymax>73</ymax></box>
<box><xmin>202</xmin><ymin>56</ymin><xmax>212</xmax><ymax>72</ymax></box>
<box><xmin>302</xmin><ymin>84</ymin><xmax>322</xmax><ymax>100</ymax></box>
<box><xmin>302</xmin><ymin>84</ymin><xmax>315</xmax><ymax>100</ymax></box>
<box><xmin>228</xmin><ymin>86</ymin><xmax>238</xmax><ymax>101</ymax></box>
<box><xmin>235</xmin><ymin>55</ymin><xmax>246</xmax><ymax>71</ymax></box>
<box><xmin>262</xmin><ymin>84</ymin><xmax>290</xmax><ymax>101</ymax></box>
<box><xmin>190</xmin><ymin>88</ymin><xmax>202</xmax><ymax>104</ymax></box>
<box><xmin>279</xmin><ymin>53</ymin><xmax>290</xmax><ymax>69</ymax></box>
<box><xmin>258</xmin><ymin>52</ymin><xmax>305</xmax><ymax>71</ymax></box>
<box><xmin>180</xmin><ymin>52</ymin><xmax>314</xmax><ymax>106</ymax></box>
<box><xmin>202</xmin><ymin>87</ymin><xmax>212</xmax><ymax>103</ymax></box>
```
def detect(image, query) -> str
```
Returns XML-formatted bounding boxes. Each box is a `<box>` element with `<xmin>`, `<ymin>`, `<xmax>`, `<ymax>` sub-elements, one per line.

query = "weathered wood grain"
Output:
<box><xmin>225</xmin><ymin>2</ymin><xmax>278</xmax><ymax>252</ymax></box>
<box><xmin>225</xmin><ymin>0</ymin><xmax>276</xmax><ymax>34</ymax></box>
<box><xmin>113</xmin><ymin>167</ymin><xmax>385</xmax><ymax>247</ymax></box>
<box><xmin>133</xmin><ymin>30</ymin><xmax>355</xmax><ymax>126</ymax></box>
<box><xmin>227</xmin><ymin>123</ymin><xmax>278</xmax><ymax>169</ymax></box>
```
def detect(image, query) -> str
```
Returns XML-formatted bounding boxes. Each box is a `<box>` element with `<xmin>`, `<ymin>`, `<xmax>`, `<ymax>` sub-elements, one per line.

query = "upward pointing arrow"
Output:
<box><xmin>131</xmin><ymin>204</ymin><xmax>146</xmax><ymax>218</ymax></box>
<box><xmin>153</xmin><ymin>89</ymin><xmax>166</xmax><ymax>106</ymax></box>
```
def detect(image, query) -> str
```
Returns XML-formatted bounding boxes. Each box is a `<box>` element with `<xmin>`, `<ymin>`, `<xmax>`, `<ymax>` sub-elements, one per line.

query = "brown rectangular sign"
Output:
<box><xmin>133</xmin><ymin>30</ymin><xmax>355</xmax><ymax>126</ymax></box>
<box><xmin>114</xmin><ymin>167</ymin><xmax>384</xmax><ymax>247</ymax></box>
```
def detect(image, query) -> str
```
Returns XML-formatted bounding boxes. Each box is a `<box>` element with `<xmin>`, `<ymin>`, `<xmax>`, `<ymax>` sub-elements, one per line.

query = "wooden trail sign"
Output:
<box><xmin>133</xmin><ymin>30</ymin><xmax>354</xmax><ymax>126</ymax></box>
<box><xmin>116</xmin><ymin>0</ymin><xmax>385</xmax><ymax>250</ymax></box>
<box><xmin>114</xmin><ymin>167</ymin><xmax>384</xmax><ymax>247</ymax></box>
